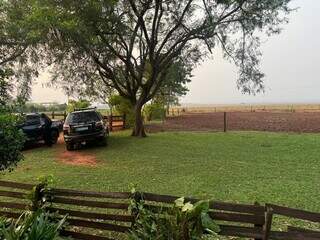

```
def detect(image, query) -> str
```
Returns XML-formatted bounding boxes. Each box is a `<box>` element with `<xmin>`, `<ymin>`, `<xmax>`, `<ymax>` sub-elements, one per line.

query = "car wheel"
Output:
<box><xmin>66</xmin><ymin>143</ymin><xmax>74</xmax><ymax>151</ymax></box>
<box><xmin>50</xmin><ymin>130</ymin><xmax>59</xmax><ymax>144</ymax></box>
<box><xmin>99</xmin><ymin>137</ymin><xmax>107</xmax><ymax>147</ymax></box>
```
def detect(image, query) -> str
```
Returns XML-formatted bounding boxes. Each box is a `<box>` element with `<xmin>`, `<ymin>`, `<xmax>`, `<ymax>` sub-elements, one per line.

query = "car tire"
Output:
<box><xmin>50</xmin><ymin>130</ymin><xmax>59</xmax><ymax>144</ymax></box>
<box><xmin>66</xmin><ymin>143</ymin><xmax>74</xmax><ymax>151</ymax></box>
<box><xmin>99</xmin><ymin>137</ymin><xmax>107</xmax><ymax>147</ymax></box>
<box><xmin>45</xmin><ymin>137</ymin><xmax>53</xmax><ymax>147</ymax></box>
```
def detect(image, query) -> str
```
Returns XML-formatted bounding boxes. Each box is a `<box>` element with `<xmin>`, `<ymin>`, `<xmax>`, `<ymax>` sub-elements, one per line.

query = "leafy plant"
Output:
<box><xmin>109</xmin><ymin>95</ymin><xmax>134</xmax><ymax>127</ymax></box>
<box><xmin>26</xmin><ymin>175</ymin><xmax>55</xmax><ymax>211</ymax></box>
<box><xmin>143</xmin><ymin>102</ymin><xmax>166</xmax><ymax>122</ymax></box>
<box><xmin>128</xmin><ymin>195</ymin><xmax>220</xmax><ymax>240</ymax></box>
<box><xmin>66</xmin><ymin>99</ymin><xmax>90</xmax><ymax>113</ymax></box>
<box><xmin>0</xmin><ymin>112</ymin><xmax>25</xmax><ymax>171</ymax></box>
<box><xmin>0</xmin><ymin>209</ymin><xmax>67</xmax><ymax>240</ymax></box>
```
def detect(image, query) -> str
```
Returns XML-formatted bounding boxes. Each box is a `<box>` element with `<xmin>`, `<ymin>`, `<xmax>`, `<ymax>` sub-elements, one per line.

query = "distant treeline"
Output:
<box><xmin>21</xmin><ymin>103</ymin><xmax>67</xmax><ymax>113</ymax></box>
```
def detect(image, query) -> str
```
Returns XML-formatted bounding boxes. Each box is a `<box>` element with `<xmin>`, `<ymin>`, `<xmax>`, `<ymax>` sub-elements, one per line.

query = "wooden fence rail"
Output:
<box><xmin>49</xmin><ymin>112</ymin><xmax>126</xmax><ymax>132</ymax></box>
<box><xmin>51</xmin><ymin>111</ymin><xmax>67</xmax><ymax>120</ymax></box>
<box><xmin>0</xmin><ymin>180</ymin><xmax>319</xmax><ymax>240</ymax></box>
<box><xmin>103</xmin><ymin>114</ymin><xmax>126</xmax><ymax>132</ymax></box>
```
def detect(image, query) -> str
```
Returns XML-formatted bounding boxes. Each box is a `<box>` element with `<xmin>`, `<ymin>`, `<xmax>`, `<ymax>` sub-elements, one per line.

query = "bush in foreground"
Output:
<box><xmin>0</xmin><ymin>209</ymin><xmax>67</xmax><ymax>240</ymax></box>
<box><xmin>128</xmin><ymin>196</ymin><xmax>220</xmax><ymax>240</ymax></box>
<box><xmin>0</xmin><ymin>112</ymin><xmax>25</xmax><ymax>171</ymax></box>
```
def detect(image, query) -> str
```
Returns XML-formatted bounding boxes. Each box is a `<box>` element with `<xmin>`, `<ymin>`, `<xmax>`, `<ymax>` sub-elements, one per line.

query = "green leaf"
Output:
<box><xmin>174</xmin><ymin>197</ymin><xmax>185</xmax><ymax>208</ymax></box>
<box><xmin>182</xmin><ymin>202</ymin><xmax>194</xmax><ymax>212</ymax></box>
<box><xmin>201</xmin><ymin>212</ymin><xmax>221</xmax><ymax>234</ymax></box>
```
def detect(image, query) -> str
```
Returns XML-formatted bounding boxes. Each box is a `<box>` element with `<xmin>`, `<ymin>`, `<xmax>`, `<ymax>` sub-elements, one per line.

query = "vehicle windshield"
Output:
<box><xmin>66</xmin><ymin>111</ymin><xmax>100</xmax><ymax>124</ymax></box>
<box><xmin>25</xmin><ymin>115</ymin><xmax>40</xmax><ymax>125</ymax></box>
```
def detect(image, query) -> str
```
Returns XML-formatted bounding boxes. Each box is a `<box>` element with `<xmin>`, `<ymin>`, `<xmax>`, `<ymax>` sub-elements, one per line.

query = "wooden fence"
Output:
<box><xmin>49</xmin><ymin>112</ymin><xmax>126</xmax><ymax>132</ymax></box>
<box><xmin>104</xmin><ymin>114</ymin><xmax>126</xmax><ymax>132</ymax></box>
<box><xmin>51</xmin><ymin>111</ymin><xmax>67</xmax><ymax>120</ymax></box>
<box><xmin>0</xmin><ymin>180</ymin><xmax>319</xmax><ymax>240</ymax></box>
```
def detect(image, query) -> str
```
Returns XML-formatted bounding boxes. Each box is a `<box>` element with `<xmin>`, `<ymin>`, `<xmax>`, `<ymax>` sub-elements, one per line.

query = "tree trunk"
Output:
<box><xmin>131</xmin><ymin>103</ymin><xmax>147</xmax><ymax>137</ymax></box>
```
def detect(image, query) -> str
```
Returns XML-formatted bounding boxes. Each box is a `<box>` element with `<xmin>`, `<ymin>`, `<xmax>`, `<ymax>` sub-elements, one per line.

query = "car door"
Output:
<box><xmin>22</xmin><ymin>115</ymin><xmax>44</xmax><ymax>141</ymax></box>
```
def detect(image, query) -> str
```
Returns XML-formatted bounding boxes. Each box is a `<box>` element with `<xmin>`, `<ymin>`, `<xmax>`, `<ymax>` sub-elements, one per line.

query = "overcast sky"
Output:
<box><xmin>31</xmin><ymin>0</ymin><xmax>320</xmax><ymax>105</ymax></box>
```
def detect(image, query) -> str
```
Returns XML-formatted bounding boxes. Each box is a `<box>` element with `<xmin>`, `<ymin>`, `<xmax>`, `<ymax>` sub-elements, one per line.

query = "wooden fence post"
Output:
<box><xmin>123</xmin><ymin>114</ymin><xmax>126</xmax><ymax>130</ymax></box>
<box><xmin>224</xmin><ymin>112</ymin><xmax>227</xmax><ymax>132</ymax></box>
<box><xmin>31</xmin><ymin>183</ymin><xmax>45</xmax><ymax>212</ymax></box>
<box><xmin>131</xmin><ymin>191</ymin><xmax>143</xmax><ymax>225</ymax></box>
<box><xmin>254</xmin><ymin>202</ymin><xmax>263</xmax><ymax>240</ymax></box>
<box><xmin>52</xmin><ymin>111</ymin><xmax>55</xmax><ymax>119</ymax></box>
<box><xmin>109</xmin><ymin>115</ymin><xmax>113</xmax><ymax>132</ymax></box>
<box><xmin>263</xmin><ymin>207</ymin><xmax>273</xmax><ymax>240</ymax></box>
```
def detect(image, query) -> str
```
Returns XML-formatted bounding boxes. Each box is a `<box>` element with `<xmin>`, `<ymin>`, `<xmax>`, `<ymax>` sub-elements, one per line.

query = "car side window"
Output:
<box><xmin>25</xmin><ymin>116</ymin><xmax>41</xmax><ymax>125</ymax></box>
<box><xmin>97</xmin><ymin>112</ymin><xmax>103</xmax><ymax>120</ymax></box>
<box><xmin>40</xmin><ymin>118</ymin><xmax>46</xmax><ymax>125</ymax></box>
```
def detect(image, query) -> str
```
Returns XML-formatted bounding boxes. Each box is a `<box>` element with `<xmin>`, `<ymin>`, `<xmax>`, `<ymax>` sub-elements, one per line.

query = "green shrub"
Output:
<box><xmin>143</xmin><ymin>102</ymin><xmax>166</xmax><ymax>122</ymax></box>
<box><xmin>109</xmin><ymin>95</ymin><xmax>134</xmax><ymax>127</ymax></box>
<box><xmin>66</xmin><ymin>99</ymin><xmax>90</xmax><ymax>113</ymax></box>
<box><xmin>0</xmin><ymin>209</ymin><xmax>67</xmax><ymax>240</ymax></box>
<box><xmin>128</xmin><ymin>196</ymin><xmax>220</xmax><ymax>240</ymax></box>
<box><xmin>0</xmin><ymin>113</ymin><xmax>25</xmax><ymax>171</ymax></box>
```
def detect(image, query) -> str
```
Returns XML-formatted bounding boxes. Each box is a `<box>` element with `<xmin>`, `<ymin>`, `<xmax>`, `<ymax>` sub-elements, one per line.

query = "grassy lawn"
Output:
<box><xmin>2</xmin><ymin>131</ymin><xmax>320</xmax><ymax>213</ymax></box>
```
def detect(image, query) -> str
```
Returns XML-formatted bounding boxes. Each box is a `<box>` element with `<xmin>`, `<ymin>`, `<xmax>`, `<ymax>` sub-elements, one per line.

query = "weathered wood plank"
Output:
<box><xmin>0</xmin><ymin>211</ymin><xmax>22</xmax><ymax>219</ymax></box>
<box><xmin>49</xmin><ymin>197</ymin><xmax>129</xmax><ymax>209</ymax></box>
<box><xmin>209</xmin><ymin>211</ymin><xmax>265</xmax><ymax>225</ymax></box>
<box><xmin>0</xmin><ymin>180</ymin><xmax>34</xmax><ymax>190</ymax></box>
<box><xmin>269</xmin><ymin>230</ymin><xmax>320</xmax><ymax>240</ymax></box>
<box><xmin>212</xmin><ymin>201</ymin><xmax>265</xmax><ymax>215</ymax></box>
<box><xmin>0</xmin><ymin>201</ymin><xmax>28</xmax><ymax>210</ymax></box>
<box><xmin>267</xmin><ymin>204</ymin><xmax>320</xmax><ymax>223</ymax></box>
<box><xmin>61</xmin><ymin>230</ymin><xmax>114</xmax><ymax>240</ymax></box>
<box><xmin>49</xmin><ymin>188</ymin><xmax>131</xmax><ymax>199</ymax></box>
<box><xmin>67</xmin><ymin>219</ymin><xmax>130</xmax><ymax>233</ymax></box>
<box><xmin>219</xmin><ymin>225</ymin><xmax>263</xmax><ymax>239</ymax></box>
<box><xmin>47</xmin><ymin>207</ymin><xmax>134</xmax><ymax>222</ymax></box>
<box><xmin>288</xmin><ymin>226</ymin><xmax>320</xmax><ymax>234</ymax></box>
<box><xmin>0</xmin><ymin>190</ymin><xmax>26</xmax><ymax>199</ymax></box>
<box><xmin>142</xmin><ymin>192</ymin><xmax>194</xmax><ymax>203</ymax></box>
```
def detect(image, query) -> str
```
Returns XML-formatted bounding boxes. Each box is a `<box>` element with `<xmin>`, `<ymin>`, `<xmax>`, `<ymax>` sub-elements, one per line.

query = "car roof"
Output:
<box><xmin>71</xmin><ymin>109</ymin><xmax>97</xmax><ymax>114</ymax></box>
<box><xmin>25</xmin><ymin>113</ymin><xmax>40</xmax><ymax>117</ymax></box>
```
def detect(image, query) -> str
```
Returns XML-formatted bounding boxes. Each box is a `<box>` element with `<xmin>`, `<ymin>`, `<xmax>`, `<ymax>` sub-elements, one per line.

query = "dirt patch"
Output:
<box><xmin>57</xmin><ymin>150</ymin><xmax>97</xmax><ymax>167</ymax></box>
<box><xmin>146</xmin><ymin>112</ymin><xmax>320</xmax><ymax>133</ymax></box>
<box><xmin>56</xmin><ymin>136</ymin><xmax>98</xmax><ymax>167</ymax></box>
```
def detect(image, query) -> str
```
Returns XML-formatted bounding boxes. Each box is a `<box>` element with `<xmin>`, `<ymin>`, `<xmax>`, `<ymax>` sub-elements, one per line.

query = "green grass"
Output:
<box><xmin>2</xmin><ymin>131</ymin><xmax>320</xmax><ymax>213</ymax></box>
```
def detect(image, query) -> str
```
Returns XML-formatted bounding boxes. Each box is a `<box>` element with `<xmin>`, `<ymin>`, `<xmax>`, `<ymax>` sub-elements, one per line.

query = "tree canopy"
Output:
<box><xmin>14</xmin><ymin>0</ymin><xmax>293</xmax><ymax>136</ymax></box>
<box><xmin>0</xmin><ymin>0</ymin><xmax>44</xmax><ymax>106</ymax></box>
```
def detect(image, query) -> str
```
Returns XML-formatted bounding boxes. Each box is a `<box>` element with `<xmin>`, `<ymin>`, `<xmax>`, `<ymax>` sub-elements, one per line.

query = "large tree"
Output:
<box><xmin>154</xmin><ymin>59</ymin><xmax>192</xmax><ymax>112</ymax></box>
<box><xmin>32</xmin><ymin>0</ymin><xmax>292</xmax><ymax>137</ymax></box>
<box><xmin>0</xmin><ymin>0</ymin><xmax>44</xmax><ymax>106</ymax></box>
<box><xmin>0</xmin><ymin>0</ymin><xmax>43</xmax><ymax>171</ymax></box>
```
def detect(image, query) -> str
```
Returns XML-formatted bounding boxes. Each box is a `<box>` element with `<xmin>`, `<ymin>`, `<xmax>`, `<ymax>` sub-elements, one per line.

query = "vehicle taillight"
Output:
<box><xmin>63</xmin><ymin>124</ymin><xmax>70</xmax><ymax>134</ymax></box>
<box><xmin>96</xmin><ymin>120</ymin><xmax>104</xmax><ymax>129</ymax></box>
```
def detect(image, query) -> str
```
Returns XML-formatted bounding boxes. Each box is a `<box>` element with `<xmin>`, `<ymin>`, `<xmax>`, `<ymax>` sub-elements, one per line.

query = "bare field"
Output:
<box><xmin>147</xmin><ymin>112</ymin><xmax>320</xmax><ymax>133</ymax></box>
<box><xmin>170</xmin><ymin>104</ymin><xmax>320</xmax><ymax>114</ymax></box>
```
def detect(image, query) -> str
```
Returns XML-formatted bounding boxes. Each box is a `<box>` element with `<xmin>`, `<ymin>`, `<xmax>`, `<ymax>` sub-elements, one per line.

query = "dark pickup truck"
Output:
<box><xmin>19</xmin><ymin>113</ymin><xmax>63</xmax><ymax>146</ymax></box>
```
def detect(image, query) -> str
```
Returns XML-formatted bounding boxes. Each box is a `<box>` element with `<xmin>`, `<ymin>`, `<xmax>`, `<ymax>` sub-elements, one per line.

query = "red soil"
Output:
<box><xmin>147</xmin><ymin>112</ymin><xmax>320</xmax><ymax>133</ymax></box>
<box><xmin>56</xmin><ymin>136</ymin><xmax>98</xmax><ymax>167</ymax></box>
<box><xmin>57</xmin><ymin>151</ymin><xmax>97</xmax><ymax>167</ymax></box>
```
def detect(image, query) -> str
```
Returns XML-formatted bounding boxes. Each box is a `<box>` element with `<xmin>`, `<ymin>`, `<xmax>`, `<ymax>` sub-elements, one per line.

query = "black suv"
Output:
<box><xmin>19</xmin><ymin>113</ymin><xmax>62</xmax><ymax>146</ymax></box>
<box><xmin>63</xmin><ymin>108</ymin><xmax>108</xmax><ymax>150</ymax></box>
